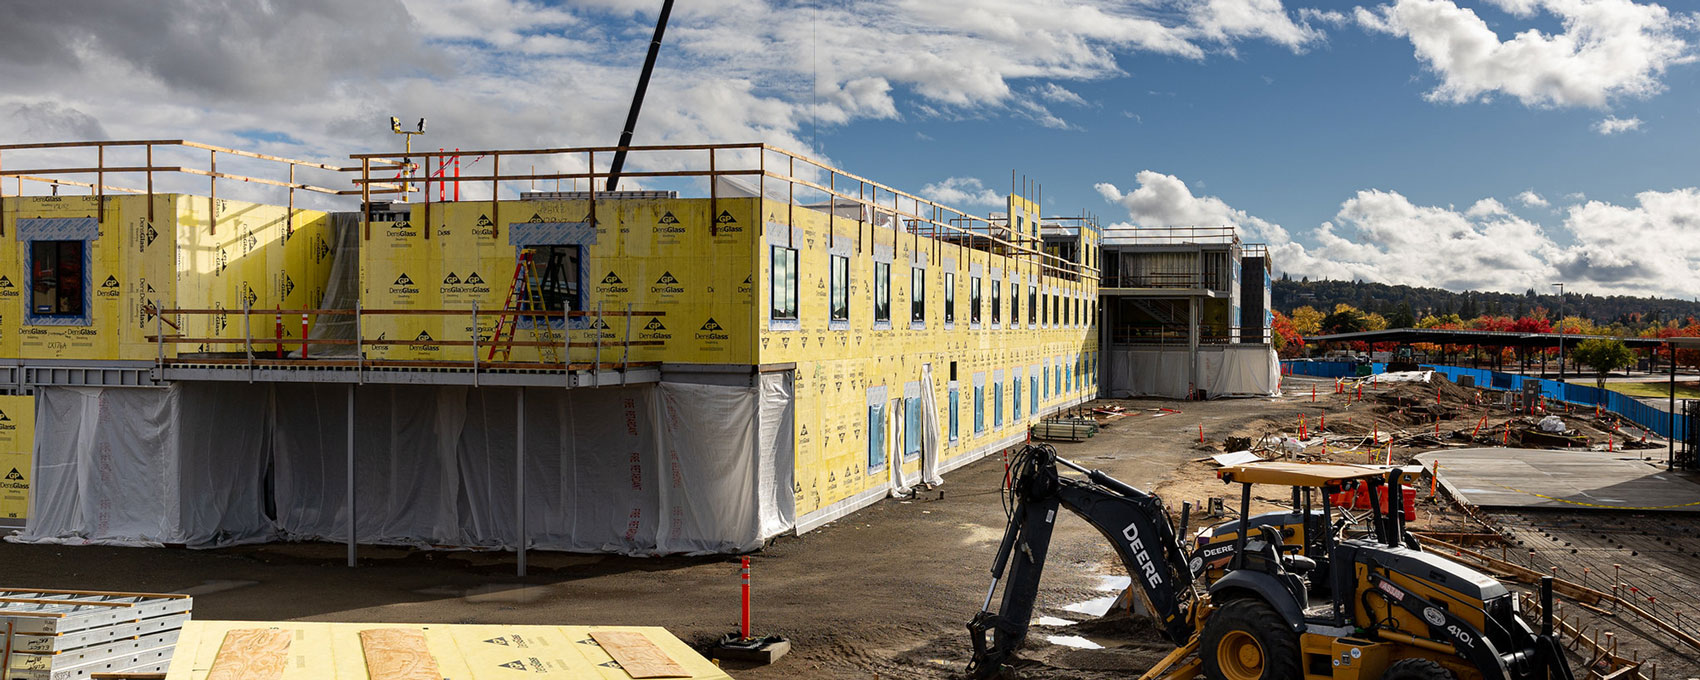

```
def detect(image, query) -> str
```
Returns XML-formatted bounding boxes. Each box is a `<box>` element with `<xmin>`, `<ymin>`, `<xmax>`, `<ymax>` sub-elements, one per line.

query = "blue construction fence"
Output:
<box><xmin>1280</xmin><ymin>360</ymin><xmax>1691</xmax><ymax>440</ymax></box>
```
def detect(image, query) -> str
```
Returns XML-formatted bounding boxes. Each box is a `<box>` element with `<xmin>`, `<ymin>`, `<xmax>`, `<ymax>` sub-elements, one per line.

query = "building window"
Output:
<box><xmin>970</xmin><ymin>276</ymin><xmax>982</xmax><ymax>325</ymax></box>
<box><xmin>1029</xmin><ymin>286</ymin><xmax>1037</xmax><ymax>325</ymax></box>
<box><xmin>1040</xmin><ymin>289</ymin><xmax>1048</xmax><ymax>325</ymax></box>
<box><xmin>993</xmin><ymin>380</ymin><xmax>1003</xmax><ymax>427</ymax></box>
<box><xmin>771</xmin><ymin>245</ymin><xmax>798</xmax><ymax>321</ymax></box>
<box><xmin>1012</xmin><ymin>284</ymin><xmax>1020</xmax><ymax>324</ymax></box>
<box><xmin>974</xmin><ymin>384</ymin><xmax>985</xmax><ymax>433</ymax></box>
<box><xmin>991</xmin><ymin>280</ymin><xmax>1002</xmax><ymax>325</ymax></box>
<box><xmin>29</xmin><ymin>240</ymin><xmax>86</xmax><ymax>318</ymax></box>
<box><xmin>867</xmin><ymin>402</ymin><xmax>886</xmax><ymax>472</ymax></box>
<box><xmin>1052</xmin><ymin>294</ymin><xmax>1060</xmax><ymax>325</ymax></box>
<box><xmin>830</xmin><ymin>254</ymin><xmax>849</xmax><ymax>322</ymax></box>
<box><xmin>1013</xmin><ymin>379</ymin><xmax>1023</xmax><ymax>420</ymax></box>
<box><xmin>910</xmin><ymin>267</ymin><xmax>925</xmax><ymax>323</ymax></box>
<box><xmin>905</xmin><ymin>396</ymin><xmax>923</xmax><ymax>460</ymax></box>
<box><xmin>523</xmin><ymin>245</ymin><xmax>581</xmax><ymax>320</ymax></box>
<box><xmin>949</xmin><ymin>387</ymin><xmax>959</xmax><ymax>441</ymax></box>
<box><xmin>874</xmin><ymin>261</ymin><xmax>891</xmax><ymax>323</ymax></box>
<box><xmin>944</xmin><ymin>272</ymin><xmax>956</xmax><ymax>324</ymax></box>
<box><xmin>1029</xmin><ymin>375</ymin><xmax>1039</xmax><ymax>413</ymax></box>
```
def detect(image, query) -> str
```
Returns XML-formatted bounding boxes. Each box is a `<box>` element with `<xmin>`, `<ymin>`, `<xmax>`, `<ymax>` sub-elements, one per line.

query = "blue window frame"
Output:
<box><xmin>1042</xmin><ymin>366</ymin><xmax>1050</xmax><ymax>399</ymax></box>
<box><xmin>949</xmin><ymin>388</ymin><xmax>960</xmax><ymax>441</ymax></box>
<box><xmin>867</xmin><ymin>403</ymin><xmax>886</xmax><ymax>471</ymax></box>
<box><xmin>1013</xmin><ymin>379</ymin><xmax>1023</xmax><ymax>420</ymax></box>
<box><xmin>993</xmin><ymin>381</ymin><xmax>1003</xmax><ymax>427</ymax></box>
<box><xmin>904</xmin><ymin>397</ymin><xmax>923</xmax><ymax>460</ymax></box>
<box><xmin>974</xmin><ymin>385</ymin><xmax>985</xmax><ymax>433</ymax></box>
<box><xmin>1030</xmin><ymin>375</ymin><xmax>1039</xmax><ymax>413</ymax></box>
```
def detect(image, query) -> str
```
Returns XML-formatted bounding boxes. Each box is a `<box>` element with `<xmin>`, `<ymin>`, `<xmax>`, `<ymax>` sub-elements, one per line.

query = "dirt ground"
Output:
<box><xmin>0</xmin><ymin>373</ymin><xmax>1690</xmax><ymax>678</ymax></box>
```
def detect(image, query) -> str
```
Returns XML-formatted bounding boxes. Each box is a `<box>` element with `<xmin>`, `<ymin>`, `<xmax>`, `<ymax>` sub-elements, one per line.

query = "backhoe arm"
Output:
<box><xmin>967</xmin><ymin>445</ymin><xmax>1198</xmax><ymax>678</ymax></box>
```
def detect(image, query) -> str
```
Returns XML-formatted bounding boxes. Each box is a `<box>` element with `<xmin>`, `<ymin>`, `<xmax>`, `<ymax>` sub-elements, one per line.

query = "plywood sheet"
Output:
<box><xmin>588</xmin><ymin>631</ymin><xmax>686</xmax><ymax>678</ymax></box>
<box><xmin>205</xmin><ymin>629</ymin><xmax>291</xmax><ymax>680</ymax></box>
<box><xmin>165</xmin><ymin>621</ymin><xmax>732</xmax><ymax>680</ymax></box>
<box><xmin>357</xmin><ymin>629</ymin><xmax>439</xmax><ymax>680</ymax></box>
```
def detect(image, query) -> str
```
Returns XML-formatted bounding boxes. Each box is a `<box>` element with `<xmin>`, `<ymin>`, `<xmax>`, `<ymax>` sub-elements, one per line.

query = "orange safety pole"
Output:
<box><xmin>1503</xmin><ymin>422</ymin><xmax>1511</xmax><ymax>445</ymax></box>
<box><xmin>1320</xmin><ymin>414</ymin><xmax>1325</xmax><ymax>432</ymax></box>
<box><xmin>1430</xmin><ymin>461</ymin><xmax>1439</xmax><ymax>497</ymax></box>
<box><xmin>1434</xmin><ymin>417</ymin><xmax>1440</xmax><ymax>438</ymax></box>
<box><xmin>1299</xmin><ymin>414</ymin><xmax>1307</xmax><ymax>439</ymax></box>
<box><xmin>1198</xmin><ymin>423</ymin><xmax>1204</xmax><ymax>444</ymax></box>
<box><xmin>740</xmin><ymin>556</ymin><xmax>751</xmax><ymax>639</ymax></box>
<box><xmin>454</xmin><ymin>149</ymin><xmax>461</xmax><ymax>201</ymax></box>
<box><xmin>1471</xmin><ymin>416</ymin><xmax>1486</xmax><ymax>439</ymax></box>
<box><xmin>1311</xmin><ymin>385</ymin><xmax>1316</xmax><ymax>402</ymax></box>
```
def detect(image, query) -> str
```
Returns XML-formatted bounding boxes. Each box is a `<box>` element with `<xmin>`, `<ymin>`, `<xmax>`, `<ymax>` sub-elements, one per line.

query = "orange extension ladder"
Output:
<box><xmin>486</xmin><ymin>249</ymin><xmax>560</xmax><ymax>363</ymax></box>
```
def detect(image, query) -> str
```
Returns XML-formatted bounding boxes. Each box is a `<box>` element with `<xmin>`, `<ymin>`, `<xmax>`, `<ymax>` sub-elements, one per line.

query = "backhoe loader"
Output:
<box><xmin>967</xmin><ymin>444</ymin><xmax>1572</xmax><ymax>680</ymax></box>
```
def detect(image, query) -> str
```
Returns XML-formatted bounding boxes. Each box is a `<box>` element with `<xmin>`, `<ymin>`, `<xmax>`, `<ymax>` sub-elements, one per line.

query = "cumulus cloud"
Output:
<box><xmin>1517</xmin><ymin>190</ymin><xmax>1549</xmax><ymax>207</ymax></box>
<box><xmin>1595</xmin><ymin>115</ymin><xmax>1644</xmax><ymax>134</ymax></box>
<box><xmin>922</xmin><ymin>177</ymin><xmax>1004</xmax><ymax>207</ymax></box>
<box><xmin>1356</xmin><ymin>0</ymin><xmax>1693</xmax><ymax>108</ymax></box>
<box><xmin>1097</xmin><ymin>170</ymin><xmax>1700</xmax><ymax>298</ymax></box>
<box><xmin>1465</xmin><ymin>197</ymin><xmax>1508</xmax><ymax>217</ymax></box>
<box><xmin>0</xmin><ymin>0</ymin><xmax>1337</xmax><ymax>188</ymax></box>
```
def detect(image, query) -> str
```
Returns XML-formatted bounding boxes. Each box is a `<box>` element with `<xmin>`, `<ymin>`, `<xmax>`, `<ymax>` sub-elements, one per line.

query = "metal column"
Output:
<box><xmin>1188</xmin><ymin>297</ymin><xmax>1200</xmax><ymax>398</ymax></box>
<box><xmin>346</xmin><ymin>383</ymin><xmax>357</xmax><ymax>568</ymax></box>
<box><xmin>1671</xmin><ymin>341</ymin><xmax>1678</xmax><ymax>469</ymax></box>
<box><xmin>516</xmin><ymin>387</ymin><xmax>527</xmax><ymax>577</ymax></box>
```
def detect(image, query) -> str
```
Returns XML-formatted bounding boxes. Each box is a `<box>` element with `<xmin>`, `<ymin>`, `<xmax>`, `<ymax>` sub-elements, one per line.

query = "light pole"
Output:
<box><xmin>1552</xmin><ymin>282</ymin><xmax>1565</xmax><ymax>384</ymax></box>
<box><xmin>389</xmin><ymin>117</ymin><xmax>426</xmax><ymax>202</ymax></box>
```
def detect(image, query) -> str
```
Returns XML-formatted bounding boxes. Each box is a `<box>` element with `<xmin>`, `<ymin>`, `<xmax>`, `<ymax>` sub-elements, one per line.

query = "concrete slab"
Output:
<box><xmin>1415</xmin><ymin>447</ymin><xmax>1700</xmax><ymax>512</ymax></box>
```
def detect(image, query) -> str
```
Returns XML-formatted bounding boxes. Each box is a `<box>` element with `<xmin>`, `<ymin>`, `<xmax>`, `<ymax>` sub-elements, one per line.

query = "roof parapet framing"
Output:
<box><xmin>0</xmin><ymin>139</ymin><xmax>404</xmax><ymax>234</ymax></box>
<box><xmin>348</xmin><ymin>142</ymin><xmax>1100</xmax><ymax>281</ymax></box>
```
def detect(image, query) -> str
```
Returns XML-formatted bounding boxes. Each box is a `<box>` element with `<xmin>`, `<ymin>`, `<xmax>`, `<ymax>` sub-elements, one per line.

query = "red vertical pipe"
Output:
<box><xmin>740</xmin><ymin>556</ymin><xmax>751</xmax><ymax>639</ymax></box>
<box><xmin>275</xmin><ymin>306</ymin><xmax>283</xmax><ymax>359</ymax></box>
<box><xmin>454</xmin><ymin>149</ymin><xmax>461</xmax><ymax>201</ymax></box>
<box><xmin>302</xmin><ymin>313</ymin><xmax>310</xmax><ymax>359</ymax></box>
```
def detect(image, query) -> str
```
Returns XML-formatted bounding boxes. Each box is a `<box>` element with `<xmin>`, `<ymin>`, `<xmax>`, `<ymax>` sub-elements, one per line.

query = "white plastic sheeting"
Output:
<box><xmin>16</xmin><ymin>385</ymin><xmax>272</xmax><ymax>548</ymax></box>
<box><xmin>1104</xmin><ymin>345</ymin><xmax>1279</xmax><ymax>399</ymax></box>
<box><xmin>13</xmin><ymin>380</ymin><xmax>795</xmax><ymax>555</ymax></box>
<box><xmin>919</xmin><ymin>364</ymin><xmax>943</xmax><ymax>487</ymax></box>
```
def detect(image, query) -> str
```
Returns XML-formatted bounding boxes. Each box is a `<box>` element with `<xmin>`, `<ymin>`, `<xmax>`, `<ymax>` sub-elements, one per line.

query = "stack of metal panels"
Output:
<box><xmin>1</xmin><ymin>589</ymin><xmax>191</xmax><ymax>680</ymax></box>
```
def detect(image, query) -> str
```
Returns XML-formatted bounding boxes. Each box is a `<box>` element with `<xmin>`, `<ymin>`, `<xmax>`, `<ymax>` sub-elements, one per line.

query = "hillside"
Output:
<box><xmin>1273</xmin><ymin>278</ymin><xmax>1700</xmax><ymax>327</ymax></box>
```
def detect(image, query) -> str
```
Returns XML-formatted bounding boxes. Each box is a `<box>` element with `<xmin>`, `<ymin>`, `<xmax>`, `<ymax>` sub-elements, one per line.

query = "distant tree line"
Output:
<box><xmin>1273</xmin><ymin>277</ymin><xmax>1700</xmax><ymax>328</ymax></box>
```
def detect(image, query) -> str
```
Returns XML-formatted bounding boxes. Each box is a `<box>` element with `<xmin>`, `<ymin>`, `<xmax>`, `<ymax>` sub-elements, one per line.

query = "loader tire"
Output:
<box><xmin>1200</xmin><ymin>599</ymin><xmax>1302</xmax><ymax>680</ymax></box>
<box><xmin>1382</xmin><ymin>658</ymin><xmax>1455</xmax><ymax>680</ymax></box>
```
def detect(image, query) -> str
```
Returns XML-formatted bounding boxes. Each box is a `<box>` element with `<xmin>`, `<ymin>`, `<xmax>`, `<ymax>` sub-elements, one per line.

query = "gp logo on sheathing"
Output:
<box><xmin>696</xmin><ymin>317</ymin><xmax>728</xmax><ymax>341</ymax></box>
<box><xmin>640</xmin><ymin>318</ymin><xmax>670</xmax><ymax>340</ymax></box>
<box><xmin>4</xmin><ymin>468</ymin><xmax>21</xmax><ymax>481</ymax></box>
<box><xmin>596</xmin><ymin>271</ymin><xmax>628</xmax><ymax>294</ymax></box>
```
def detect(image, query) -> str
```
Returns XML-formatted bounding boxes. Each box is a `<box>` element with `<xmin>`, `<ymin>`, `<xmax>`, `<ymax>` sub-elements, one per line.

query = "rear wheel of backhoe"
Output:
<box><xmin>1382</xmin><ymin>658</ymin><xmax>1455</xmax><ymax>680</ymax></box>
<box><xmin>1200</xmin><ymin>599</ymin><xmax>1302</xmax><ymax>680</ymax></box>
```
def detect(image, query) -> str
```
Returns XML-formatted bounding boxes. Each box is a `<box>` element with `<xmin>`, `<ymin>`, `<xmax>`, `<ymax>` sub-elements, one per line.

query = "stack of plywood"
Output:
<box><xmin>167</xmin><ymin>620</ymin><xmax>734</xmax><ymax>680</ymax></box>
<box><xmin>0</xmin><ymin>589</ymin><xmax>192</xmax><ymax>680</ymax></box>
<box><xmin>1031</xmin><ymin>416</ymin><xmax>1098</xmax><ymax>442</ymax></box>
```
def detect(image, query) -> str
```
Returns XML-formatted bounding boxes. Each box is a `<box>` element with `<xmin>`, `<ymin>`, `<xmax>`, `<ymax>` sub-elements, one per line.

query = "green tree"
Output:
<box><xmin>1322</xmin><ymin>307</ymin><xmax>1368</xmax><ymax>334</ymax></box>
<box><xmin>1571</xmin><ymin>338</ymin><xmax>1636</xmax><ymax>392</ymax></box>
<box><xmin>1388</xmin><ymin>302</ymin><xmax>1415</xmax><ymax>329</ymax></box>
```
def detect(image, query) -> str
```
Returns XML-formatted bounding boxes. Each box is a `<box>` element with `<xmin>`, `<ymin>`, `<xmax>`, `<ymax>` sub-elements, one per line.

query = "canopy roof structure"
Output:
<box><xmin>1303</xmin><ymin>328</ymin><xmax>1669</xmax><ymax>349</ymax></box>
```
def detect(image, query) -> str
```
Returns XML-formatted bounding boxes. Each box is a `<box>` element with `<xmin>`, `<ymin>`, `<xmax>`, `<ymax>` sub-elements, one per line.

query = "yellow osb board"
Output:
<box><xmin>0</xmin><ymin>394</ymin><xmax>33</xmax><ymax>521</ymax></box>
<box><xmin>358</xmin><ymin>198</ymin><xmax>755</xmax><ymax>364</ymax></box>
<box><xmin>166</xmin><ymin>621</ymin><xmax>732</xmax><ymax>680</ymax></box>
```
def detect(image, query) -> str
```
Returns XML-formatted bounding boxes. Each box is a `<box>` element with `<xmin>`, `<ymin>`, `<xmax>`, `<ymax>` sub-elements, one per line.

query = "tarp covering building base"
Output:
<box><xmin>1104</xmin><ymin>345</ymin><xmax>1279</xmax><ymax>399</ymax></box>
<box><xmin>11</xmin><ymin>377</ymin><xmax>794</xmax><ymax>555</ymax></box>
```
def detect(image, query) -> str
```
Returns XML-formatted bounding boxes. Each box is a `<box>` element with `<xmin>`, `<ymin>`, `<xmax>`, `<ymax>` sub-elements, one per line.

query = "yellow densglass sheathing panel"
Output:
<box><xmin>0</xmin><ymin>394</ymin><xmax>33</xmax><ymax>521</ymax></box>
<box><xmin>174</xmin><ymin>196</ymin><xmax>334</xmax><ymax>355</ymax></box>
<box><xmin>756</xmin><ymin>200</ymin><xmax>1099</xmax><ymax>518</ymax></box>
<box><xmin>165</xmin><ymin>620</ymin><xmax>732</xmax><ymax>680</ymax></box>
<box><xmin>359</xmin><ymin>198</ymin><xmax>756</xmax><ymax>365</ymax></box>
<box><xmin>2</xmin><ymin>195</ymin><xmax>176</xmax><ymax>360</ymax></box>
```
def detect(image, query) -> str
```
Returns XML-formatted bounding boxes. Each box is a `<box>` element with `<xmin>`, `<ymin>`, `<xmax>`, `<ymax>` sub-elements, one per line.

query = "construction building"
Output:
<box><xmin>1097</xmin><ymin>226</ymin><xmax>1277</xmax><ymax>399</ymax></box>
<box><xmin>0</xmin><ymin>140</ymin><xmax>1099</xmax><ymax>559</ymax></box>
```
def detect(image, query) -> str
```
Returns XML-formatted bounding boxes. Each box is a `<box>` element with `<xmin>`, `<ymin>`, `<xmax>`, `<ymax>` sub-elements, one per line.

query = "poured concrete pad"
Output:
<box><xmin>1415</xmin><ymin>447</ymin><xmax>1700</xmax><ymax>512</ymax></box>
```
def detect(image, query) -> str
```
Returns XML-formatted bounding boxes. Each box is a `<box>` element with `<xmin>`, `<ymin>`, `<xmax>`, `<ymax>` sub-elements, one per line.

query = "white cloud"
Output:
<box><xmin>1466</xmin><ymin>197</ymin><xmax>1508</xmax><ymax>217</ymax></box>
<box><xmin>922</xmin><ymin>177</ymin><xmax>1004</xmax><ymax>207</ymax></box>
<box><xmin>1516</xmin><ymin>190</ymin><xmax>1549</xmax><ymax>207</ymax></box>
<box><xmin>1595</xmin><ymin>115</ymin><xmax>1643</xmax><ymax>134</ymax></box>
<box><xmin>0</xmin><ymin>0</ymin><xmax>1339</xmax><ymax>185</ymax></box>
<box><xmin>1097</xmin><ymin>170</ymin><xmax>1700</xmax><ymax>298</ymax></box>
<box><xmin>1357</xmin><ymin>0</ymin><xmax>1693</xmax><ymax>108</ymax></box>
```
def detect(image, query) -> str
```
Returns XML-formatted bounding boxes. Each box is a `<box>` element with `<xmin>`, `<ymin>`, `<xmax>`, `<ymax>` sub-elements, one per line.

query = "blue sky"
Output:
<box><xmin>2</xmin><ymin>0</ymin><xmax>1697</xmax><ymax>298</ymax></box>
